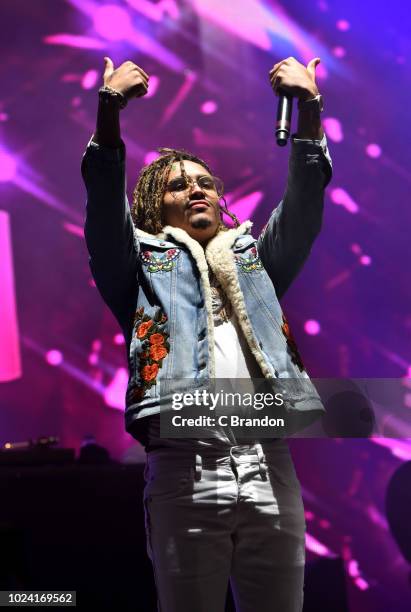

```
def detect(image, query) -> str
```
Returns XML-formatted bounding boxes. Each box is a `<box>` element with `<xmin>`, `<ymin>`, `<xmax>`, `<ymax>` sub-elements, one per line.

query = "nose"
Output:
<box><xmin>187</xmin><ymin>178</ymin><xmax>205</xmax><ymax>195</ymax></box>
<box><xmin>187</xmin><ymin>183</ymin><xmax>208</xmax><ymax>203</ymax></box>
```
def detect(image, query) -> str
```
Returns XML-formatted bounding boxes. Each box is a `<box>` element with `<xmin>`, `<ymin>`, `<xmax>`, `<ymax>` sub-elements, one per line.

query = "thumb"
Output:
<box><xmin>306</xmin><ymin>57</ymin><xmax>320</xmax><ymax>80</ymax></box>
<box><xmin>103</xmin><ymin>56</ymin><xmax>114</xmax><ymax>80</ymax></box>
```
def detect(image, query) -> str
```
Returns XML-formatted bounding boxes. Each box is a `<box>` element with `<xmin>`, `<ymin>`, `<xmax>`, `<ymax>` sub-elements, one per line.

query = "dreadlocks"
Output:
<box><xmin>131</xmin><ymin>147</ymin><xmax>240</xmax><ymax>235</ymax></box>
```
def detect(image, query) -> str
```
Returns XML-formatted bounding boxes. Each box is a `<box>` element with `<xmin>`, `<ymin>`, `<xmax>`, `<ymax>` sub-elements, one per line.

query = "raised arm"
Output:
<box><xmin>81</xmin><ymin>58</ymin><xmax>149</xmax><ymax>321</ymax></box>
<box><xmin>257</xmin><ymin>56</ymin><xmax>332</xmax><ymax>301</ymax></box>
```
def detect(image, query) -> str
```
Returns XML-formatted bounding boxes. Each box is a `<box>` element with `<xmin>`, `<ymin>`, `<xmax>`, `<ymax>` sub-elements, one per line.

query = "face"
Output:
<box><xmin>161</xmin><ymin>160</ymin><xmax>223</xmax><ymax>245</ymax></box>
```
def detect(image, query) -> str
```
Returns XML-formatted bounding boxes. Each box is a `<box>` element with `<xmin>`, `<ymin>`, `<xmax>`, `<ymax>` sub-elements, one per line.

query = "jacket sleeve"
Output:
<box><xmin>81</xmin><ymin>135</ymin><xmax>139</xmax><ymax>320</ymax></box>
<box><xmin>256</xmin><ymin>133</ymin><xmax>332</xmax><ymax>301</ymax></box>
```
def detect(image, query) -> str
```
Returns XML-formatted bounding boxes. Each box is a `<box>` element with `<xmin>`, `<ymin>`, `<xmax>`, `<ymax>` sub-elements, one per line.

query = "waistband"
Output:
<box><xmin>147</xmin><ymin>437</ymin><xmax>287</xmax><ymax>456</ymax></box>
<box><xmin>146</xmin><ymin>439</ymin><xmax>290</xmax><ymax>481</ymax></box>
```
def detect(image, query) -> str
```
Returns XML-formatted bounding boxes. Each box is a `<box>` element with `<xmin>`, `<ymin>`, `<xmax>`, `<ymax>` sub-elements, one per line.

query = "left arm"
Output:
<box><xmin>257</xmin><ymin>56</ymin><xmax>332</xmax><ymax>300</ymax></box>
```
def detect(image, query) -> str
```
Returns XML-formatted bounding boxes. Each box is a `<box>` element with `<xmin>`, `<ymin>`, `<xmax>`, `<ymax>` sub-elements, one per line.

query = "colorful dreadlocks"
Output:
<box><xmin>131</xmin><ymin>147</ymin><xmax>240</xmax><ymax>235</ymax></box>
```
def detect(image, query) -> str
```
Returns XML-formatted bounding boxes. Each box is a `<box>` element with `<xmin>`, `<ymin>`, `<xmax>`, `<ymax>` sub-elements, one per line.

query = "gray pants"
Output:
<box><xmin>143</xmin><ymin>441</ymin><xmax>306</xmax><ymax>612</ymax></box>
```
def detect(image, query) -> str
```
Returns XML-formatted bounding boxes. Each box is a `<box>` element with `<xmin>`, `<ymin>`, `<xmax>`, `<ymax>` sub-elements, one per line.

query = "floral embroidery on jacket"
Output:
<box><xmin>140</xmin><ymin>248</ymin><xmax>179</xmax><ymax>272</ymax></box>
<box><xmin>235</xmin><ymin>246</ymin><xmax>263</xmax><ymax>272</ymax></box>
<box><xmin>129</xmin><ymin>306</ymin><xmax>170</xmax><ymax>402</ymax></box>
<box><xmin>281</xmin><ymin>314</ymin><xmax>305</xmax><ymax>372</ymax></box>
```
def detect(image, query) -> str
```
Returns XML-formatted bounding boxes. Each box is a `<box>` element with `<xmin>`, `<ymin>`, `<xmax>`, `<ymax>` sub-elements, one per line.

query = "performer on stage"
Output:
<box><xmin>81</xmin><ymin>55</ymin><xmax>332</xmax><ymax>612</ymax></box>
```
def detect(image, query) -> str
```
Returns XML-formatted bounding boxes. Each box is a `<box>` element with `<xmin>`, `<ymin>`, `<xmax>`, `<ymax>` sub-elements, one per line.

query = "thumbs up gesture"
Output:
<box><xmin>269</xmin><ymin>56</ymin><xmax>320</xmax><ymax>101</ymax></box>
<box><xmin>102</xmin><ymin>57</ymin><xmax>149</xmax><ymax>103</ymax></box>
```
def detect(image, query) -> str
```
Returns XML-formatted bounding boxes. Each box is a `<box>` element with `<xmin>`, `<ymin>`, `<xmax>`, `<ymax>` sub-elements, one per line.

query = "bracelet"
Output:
<box><xmin>98</xmin><ymin>85</ymin><xmax>128</xmax><ymax>110</ymax></box>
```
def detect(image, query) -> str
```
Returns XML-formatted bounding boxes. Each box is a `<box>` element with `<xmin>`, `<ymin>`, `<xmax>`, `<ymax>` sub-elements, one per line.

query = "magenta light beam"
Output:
<box><xmin>160</xmin><ymin>71</ymin><xmax>197</xmax><ymax>126</ymax></box>
<box><xmin>0</xmin><ymin>211</ymin><xmax>22</xmax><ymax>382</ymax></box>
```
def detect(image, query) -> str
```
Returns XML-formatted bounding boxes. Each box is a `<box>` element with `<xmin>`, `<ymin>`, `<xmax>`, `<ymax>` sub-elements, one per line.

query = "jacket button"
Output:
<box><xmin>198</xmin><ymin>329</ymin><xmax>206</xmax><ymax>341</ymax></box>
<box><xmin>259</xmin><ymin>341</ymin><xmax>263</xmax><ymax>348</ymax></box>
<box><xmin>159</xmin><ymin>242</ymin><xmax>166</xmax><ymax>246</ymax></box>
<box><xmin>198</xmin><ymin>300</ymin><xmax>205</xmax><ymax>308</ymax></box>
<box><xmin>199</xmin><ymin>361</ymin><xmax>207</xmax><ymax>370</ymax></box>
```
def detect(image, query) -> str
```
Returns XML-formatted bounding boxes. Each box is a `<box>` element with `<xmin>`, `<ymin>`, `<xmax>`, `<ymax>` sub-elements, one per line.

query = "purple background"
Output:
<box><xmin>1</xmin><ymin>0</ymin><xmax>411</xmax><ymax>609</ymax></box>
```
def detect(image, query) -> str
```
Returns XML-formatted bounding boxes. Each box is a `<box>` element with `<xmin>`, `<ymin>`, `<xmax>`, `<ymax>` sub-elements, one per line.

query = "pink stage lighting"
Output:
<box><xmin>0</xmin><ymin>211</ymin><xmax>22</xmax><ymax>381</ymax></box>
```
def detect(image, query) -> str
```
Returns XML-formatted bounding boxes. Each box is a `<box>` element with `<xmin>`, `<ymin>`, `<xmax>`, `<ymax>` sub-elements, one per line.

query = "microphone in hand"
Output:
<box><xmin>276</xmin><ymin>90</ymin><xmax>293</xmax><ymax>147</ymax></box>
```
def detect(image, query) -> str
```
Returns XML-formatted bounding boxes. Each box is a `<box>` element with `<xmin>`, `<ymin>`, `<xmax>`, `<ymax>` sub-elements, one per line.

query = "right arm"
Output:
<box><xmin>81</xmin><ymin>58</ymin><xmax>149</xmax><ymax>319</ymax></box>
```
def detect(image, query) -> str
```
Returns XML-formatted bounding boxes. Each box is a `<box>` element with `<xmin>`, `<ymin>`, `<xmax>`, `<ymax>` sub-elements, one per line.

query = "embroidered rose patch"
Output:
<box><xmin>281</xmin><ymin>313</ymin><xmax>305</xmax><ymax>372</ymax></box>
<box><xmin>129</xmin><ymin>306</ymin><xmax>170</xmax><ymax>402</ymax></box>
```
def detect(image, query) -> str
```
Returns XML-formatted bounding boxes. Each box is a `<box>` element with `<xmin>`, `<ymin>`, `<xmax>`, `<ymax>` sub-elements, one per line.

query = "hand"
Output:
<box><xmin>103</xmin><ymin>57</ymin><xmax>149</xmax><ymax>101</ymax></box>
<box><xmin>269</xmin><ymin>56</ymin><xmax>320</xmax><ymax>101</ymax></box>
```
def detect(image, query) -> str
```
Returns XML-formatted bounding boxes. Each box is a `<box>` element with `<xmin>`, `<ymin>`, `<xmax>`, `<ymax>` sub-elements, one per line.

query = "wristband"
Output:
<box><xmin>98</xmin><ymin>86</ymin><xmax>128</xmax><ymax>110</ymax></box>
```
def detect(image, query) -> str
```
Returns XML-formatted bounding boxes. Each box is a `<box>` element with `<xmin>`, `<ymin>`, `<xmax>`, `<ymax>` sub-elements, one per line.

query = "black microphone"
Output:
<box><xmin>276</xmin><ymin>90</ymin><xmax>293</xmax><ymax>147</ymax></box>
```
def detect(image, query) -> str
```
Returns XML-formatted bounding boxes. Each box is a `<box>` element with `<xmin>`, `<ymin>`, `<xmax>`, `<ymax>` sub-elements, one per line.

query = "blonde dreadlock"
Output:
<box><xmin>131</xmin><ymin>147</ymin><xmax>240</xmax><ymax>235</ymax></box>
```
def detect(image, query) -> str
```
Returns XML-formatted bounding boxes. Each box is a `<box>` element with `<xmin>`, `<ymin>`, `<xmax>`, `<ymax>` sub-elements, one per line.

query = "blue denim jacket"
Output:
<box><xmin>81</xmin><ymin>134</ymin><xmax>332</xmax><ymax>440</ymax></box>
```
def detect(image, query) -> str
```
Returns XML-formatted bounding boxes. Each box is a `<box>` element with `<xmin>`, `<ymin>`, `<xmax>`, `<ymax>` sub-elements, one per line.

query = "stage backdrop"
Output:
<box><xmin>1</xmin><ymin>1</ymin><xmax>410</xmax><ymax>610</ymax></box>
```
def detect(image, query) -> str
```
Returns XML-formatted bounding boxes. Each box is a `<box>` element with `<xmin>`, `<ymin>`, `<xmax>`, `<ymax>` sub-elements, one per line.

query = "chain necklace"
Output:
<box><xmin>208</xmin><ymin>268</ymin><xmax>233</xmax><ymax>324</ymax></box>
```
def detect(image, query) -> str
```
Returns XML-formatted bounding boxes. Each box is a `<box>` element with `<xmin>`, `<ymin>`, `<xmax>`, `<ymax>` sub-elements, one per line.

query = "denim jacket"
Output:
<box><xmin>81</xmin><ymin>133</ymin><xmax>332</xmax><ymax>441</ymax></box>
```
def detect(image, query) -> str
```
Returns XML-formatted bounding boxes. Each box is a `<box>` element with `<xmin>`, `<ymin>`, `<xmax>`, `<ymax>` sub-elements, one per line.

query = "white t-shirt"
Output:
<box><xmin>214</xmin><ymin>315</ymin><xmax>262</xmax><ymax>378</ymax></box>
<box><xmin>210</xmin><ymin>267</ymin><xmax>262</xmax><ymax>378</ymax></box>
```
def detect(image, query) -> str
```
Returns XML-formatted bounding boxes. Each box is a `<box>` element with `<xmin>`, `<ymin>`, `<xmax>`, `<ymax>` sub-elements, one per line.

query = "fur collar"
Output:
<box><xmin>133</xmin><ymin>221</ymin><xmax>252</xmax><ymax>243</ymax></box>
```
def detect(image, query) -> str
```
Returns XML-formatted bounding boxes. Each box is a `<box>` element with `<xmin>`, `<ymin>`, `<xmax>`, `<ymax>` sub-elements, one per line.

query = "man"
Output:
<box><xmin>81</xmin><ymin>55</ymin><xmax>332</xmax><ymax>611</ymax></box>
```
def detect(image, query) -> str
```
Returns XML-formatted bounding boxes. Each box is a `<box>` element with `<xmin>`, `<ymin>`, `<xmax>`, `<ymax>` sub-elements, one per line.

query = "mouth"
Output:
<box><xmin>187</xmin><ymin>200</ymin><xmax>210</xmax><ymax>211</ymax></box>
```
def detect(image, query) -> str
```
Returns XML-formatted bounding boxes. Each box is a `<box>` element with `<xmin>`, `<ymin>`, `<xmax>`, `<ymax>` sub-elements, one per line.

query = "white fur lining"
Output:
<box><xmin>205</xmin><ymin>223</ymin><xmax>275</xmax><ymax>379</ymax></box>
